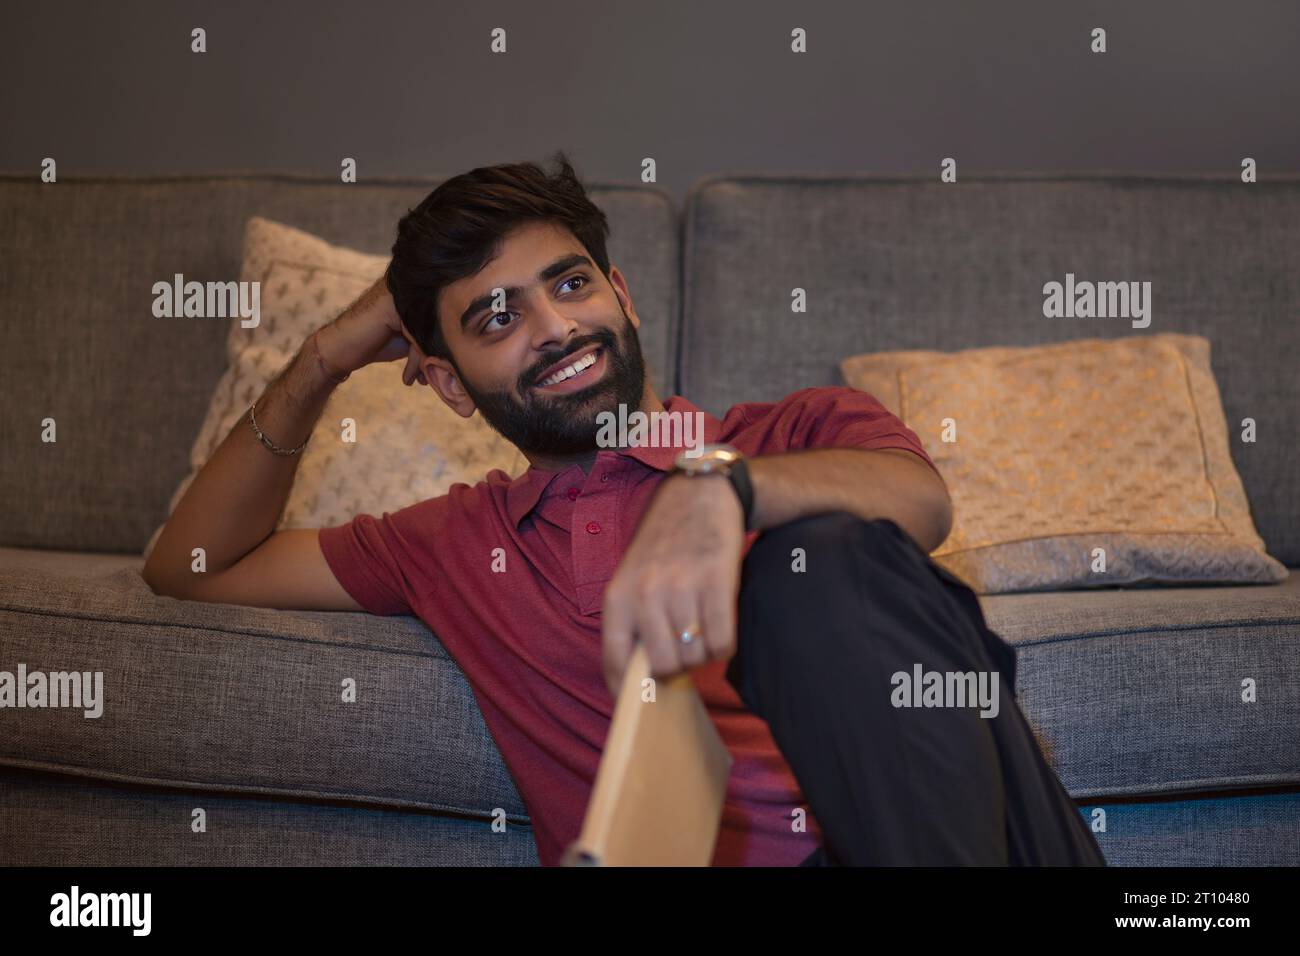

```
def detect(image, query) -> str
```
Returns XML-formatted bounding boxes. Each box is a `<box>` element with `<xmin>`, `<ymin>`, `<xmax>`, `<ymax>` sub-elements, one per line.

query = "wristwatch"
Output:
<box><xmin>670</xmin><ymin>443</ymin><xmax>755</xmax><ymax>531</ymax></box>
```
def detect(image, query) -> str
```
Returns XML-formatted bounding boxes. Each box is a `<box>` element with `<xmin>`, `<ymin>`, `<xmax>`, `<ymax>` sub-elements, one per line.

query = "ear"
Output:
<box><xmin>402</xmin><ymin>309</ymin><xmax>478</xmax><ymax>420</ymax></box>
<box><xmin>607</xmin><ymin>265</ymin><xmax>640</xmax><ymax>331</ymax></box>
<box><xmin>423</xmin><ymin>357</ymin><xmax>478</xmax><ymax>419</ymax></box>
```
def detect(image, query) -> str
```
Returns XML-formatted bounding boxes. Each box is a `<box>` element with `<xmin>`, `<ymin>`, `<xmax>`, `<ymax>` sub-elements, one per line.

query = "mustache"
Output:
<box><xmin>523</xmin><ymin>331</ymin><xmax>616</xmax><ymax>388</ymax></box>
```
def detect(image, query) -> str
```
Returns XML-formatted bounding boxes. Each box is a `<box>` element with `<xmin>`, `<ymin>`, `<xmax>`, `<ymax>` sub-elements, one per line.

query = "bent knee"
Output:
<box><xmin>747</xmin><ymin>511</ymin><xmax>918</xmax><ymax>578</ymax></box>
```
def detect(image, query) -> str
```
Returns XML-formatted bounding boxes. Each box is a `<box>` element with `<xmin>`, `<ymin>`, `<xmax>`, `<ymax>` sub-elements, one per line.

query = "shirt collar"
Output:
<box><xmin>504</xmin><ymin>394</ymin><xmax>722</xmax><ymax>528</ymax></box>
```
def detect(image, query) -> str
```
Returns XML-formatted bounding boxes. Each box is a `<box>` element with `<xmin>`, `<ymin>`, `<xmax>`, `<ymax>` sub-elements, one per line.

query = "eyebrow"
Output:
<box><xmin>458</xmin><ymin>253</ymin><xmax>595</xmax><ymax>332</ymax></box>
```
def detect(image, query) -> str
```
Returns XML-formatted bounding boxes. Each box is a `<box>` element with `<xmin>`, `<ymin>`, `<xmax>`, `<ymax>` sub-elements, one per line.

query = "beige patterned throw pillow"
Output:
<box><xmin>841</xmin><ymin>333</ymin><xmax>1287</xmax><ymax>594</ymax></box>
<box><xmin>144</xmin><ymin>216</ymin><xmax>527</xmax><ymax>560</ymax></box>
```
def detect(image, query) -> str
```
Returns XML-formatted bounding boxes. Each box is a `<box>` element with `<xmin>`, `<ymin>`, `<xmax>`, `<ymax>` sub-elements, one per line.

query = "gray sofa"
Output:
<box><xmin>2</xmin><ymin>171</ymin><xmax>1297</xmax><ymax>866</ymax></box>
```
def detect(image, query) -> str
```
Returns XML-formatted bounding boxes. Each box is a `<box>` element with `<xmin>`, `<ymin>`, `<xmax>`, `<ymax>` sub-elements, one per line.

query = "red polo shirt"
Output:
<box><xmin>318</xmin><ymin>386</ymin><xmax>937</xmax><ymax>866</ymax></box>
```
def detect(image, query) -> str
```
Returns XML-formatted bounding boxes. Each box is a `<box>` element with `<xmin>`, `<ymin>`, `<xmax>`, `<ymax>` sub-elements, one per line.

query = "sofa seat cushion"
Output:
<box><xmin>3</xmin><ymin>548</ymin><xmax>1296</xmax><ymax>818</ymax></box>
<box><xmin>981</xmin><ymin>573</ymin><xmax>1300</xmax><ymax>797</ymax></box>
<box><xmin>0</xmin><ymin>548</ymin><xmax>527</xmax><ymax>824</ymax></box>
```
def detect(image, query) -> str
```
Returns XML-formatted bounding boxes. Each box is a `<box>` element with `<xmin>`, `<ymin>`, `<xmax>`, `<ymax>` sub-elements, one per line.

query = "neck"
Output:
<box><xmin>522</xmin><ymin>386</ymin><xmax>667</xmax><ymax>475</ymax></box>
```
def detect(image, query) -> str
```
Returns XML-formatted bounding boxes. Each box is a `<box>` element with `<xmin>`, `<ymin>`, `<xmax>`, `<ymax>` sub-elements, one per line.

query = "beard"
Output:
<box><xmin>454</xmin><ymin>309</ymin><xmax>648</xmax><ymax>458</ymax></box>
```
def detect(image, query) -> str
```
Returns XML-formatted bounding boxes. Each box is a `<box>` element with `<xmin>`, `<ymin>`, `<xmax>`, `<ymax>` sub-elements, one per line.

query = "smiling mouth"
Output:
<box><xmin>534</xmin><ymin>346</ymin><xmax>604</xmax><ymax>389</ymax></box>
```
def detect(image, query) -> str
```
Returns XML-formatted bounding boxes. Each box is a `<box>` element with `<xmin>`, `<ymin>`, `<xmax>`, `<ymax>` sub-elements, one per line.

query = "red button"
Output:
<box><xmin>600</xmin><ymin>474</ymin><xmax>610</xmax><ymax>482</ymax></box>
<box><xmin>586</xmin><ymin>521</ymin><xmax>601</xmax><ymax>534</ymax></box>
<box><xmin>567</xmin><ymin>487</ymin><xmax>580</xmax><ymax>501</ymax></box>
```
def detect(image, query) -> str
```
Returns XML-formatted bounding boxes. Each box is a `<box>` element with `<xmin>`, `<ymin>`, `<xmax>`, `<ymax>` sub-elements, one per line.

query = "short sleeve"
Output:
<box><xmin>318</xmin><ymin>510</ymin><xmax>420</xmax><ymax>616</ymax></box>
<box><xmin>736</xmin><ymin>386</ymin><xmax>941</xmax><ymax>478</ymax></box>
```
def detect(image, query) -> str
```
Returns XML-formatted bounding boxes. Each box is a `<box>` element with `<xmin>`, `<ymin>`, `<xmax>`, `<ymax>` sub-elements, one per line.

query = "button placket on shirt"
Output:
<box><xmin>572</xmin><ymin>457</ymin><xmax>621</xmax><ymax>615</ymax></box>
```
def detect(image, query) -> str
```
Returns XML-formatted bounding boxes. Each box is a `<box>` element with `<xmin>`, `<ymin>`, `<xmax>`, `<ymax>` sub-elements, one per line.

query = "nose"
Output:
<box><xmin>527</xmin><ymin>295</ymin><xmax>583</xmax><ymax>356</ymax></box>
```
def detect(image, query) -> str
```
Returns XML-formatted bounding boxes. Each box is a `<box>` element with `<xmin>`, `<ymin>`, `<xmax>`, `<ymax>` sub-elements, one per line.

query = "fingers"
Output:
<box><xmin>629</xmin><ymin>574</ymin><xmax>711</xmax><ymax>683</ymax></box>
<box><xmin>699</xmin><ymin>567</ymin><xmax>738</xmax><ymax>667</ymax></box>
<box><xmin>602</xmin><ymin>560</ymin><xmax>741</xmax><ymax>699</ymax></box>
<box><xmin>401</xmin><ymin>344</ymin><xmax>428</xmax><ymax>387</ymax></box>
<box><xmin>665</xmin><ymin>582</ymin><xmax>711</xmax><ymax>670</ymax></box>
<box><xmin>603</xmin><ymin>575</ymin><xmax>708</xmax><ymax>698</ymax></box>
<box><xmin>633</xmin><ymin>597</ymin><xmax>686</xmax><ymax>685</ymax></box>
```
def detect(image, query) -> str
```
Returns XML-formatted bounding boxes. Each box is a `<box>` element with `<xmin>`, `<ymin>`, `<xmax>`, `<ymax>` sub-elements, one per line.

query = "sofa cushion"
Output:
<box><xmin>0</xmin><ymin>765</ymin><xmax>539</xmax><ymax>866</ymax></box>
<box><xmin>0</xmin><ymin>548</ymin><xmax>527</xmax><ymax>825</ymax></box>
<box><xmin>1084</xmin><ymin>789</ymin><xmax>1300</xmax><ymax>866</ymax></box>
<box><xmin>981</xmin><ymin>573</ymin><xmax>1300</xmax><ymax>797</ymax></box>
<box><xmin>842</xmin><ymin>333</ymin><xmax>1287</xmax><ymax>592</ymax></box>
<box><xmin>143</xmin><ymin>215</ymin><xmax>529</xmax><ymax>561</ymax></box>
<box><xmin>0</xmin><ymin>547</ymin><xmax>143</xmax><ymax>577</ymax></box>
<box><xmin>680</xmin><ymin>173</ymin><xmax>1300</xmax><ymax>565</ymax></box>
<box><xmin>0</xmin><ymin>174</ymin><xmax>678</xmax><ymax>554</ymax></box>
<box><xmin>2</xmin><ymin>546</ymin><xmax>1296</xmax><ymax>812</ymax></box>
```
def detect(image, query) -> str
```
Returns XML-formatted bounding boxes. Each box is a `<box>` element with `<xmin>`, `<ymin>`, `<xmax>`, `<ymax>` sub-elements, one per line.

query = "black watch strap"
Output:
<box><xmin>726</xmin><ymin>456</ymin><xmax>755</xmax><ymax>532</ymax></box>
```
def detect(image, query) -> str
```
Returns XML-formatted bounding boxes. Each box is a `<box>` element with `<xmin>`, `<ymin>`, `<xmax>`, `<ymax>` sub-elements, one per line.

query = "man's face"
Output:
<box><xmin>430</xmin><ymin>221</ymin><xmax>647</xmax><ymax>457</ymax></box>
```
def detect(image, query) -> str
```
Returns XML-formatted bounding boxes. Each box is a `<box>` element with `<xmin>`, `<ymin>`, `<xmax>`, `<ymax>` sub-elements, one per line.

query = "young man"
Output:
<box><xmin>143</xmin><ymin>153</ymin><xmax>1105</xmax><ymax>868</ymax></box>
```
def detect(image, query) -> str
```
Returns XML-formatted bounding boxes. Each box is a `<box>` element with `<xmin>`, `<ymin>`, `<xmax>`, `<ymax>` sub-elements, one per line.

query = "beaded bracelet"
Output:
<box><xmin>247</xmin><ymin>398</ymin><xmax>309</xmax><ymax>457</ymax></box>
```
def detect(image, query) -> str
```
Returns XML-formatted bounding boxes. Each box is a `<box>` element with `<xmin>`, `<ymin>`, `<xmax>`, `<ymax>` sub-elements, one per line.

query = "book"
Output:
<box><xmin>561</xmin><ymin>643</ymin><xmax>733</xmax><ymax>866</ymax></box>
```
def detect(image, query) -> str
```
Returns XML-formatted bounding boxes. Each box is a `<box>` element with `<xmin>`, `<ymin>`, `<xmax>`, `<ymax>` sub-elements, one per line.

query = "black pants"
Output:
<box><xmin>726</xmin><ymin>511</ymin><xmax>1106</xmax><ymax>866</ymax></box>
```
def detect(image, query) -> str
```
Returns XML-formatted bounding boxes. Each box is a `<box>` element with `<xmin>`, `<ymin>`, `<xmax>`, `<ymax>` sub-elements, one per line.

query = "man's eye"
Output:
<box><xmin>481</xmin><ymin>276</ymin><xmax>586</xmax><ymax>332</ymax></box>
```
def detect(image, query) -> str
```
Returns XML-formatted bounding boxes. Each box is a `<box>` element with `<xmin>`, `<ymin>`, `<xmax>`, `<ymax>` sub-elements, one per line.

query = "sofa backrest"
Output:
<box><xmin>3</xmin><ymin>171</ymin><xmax>1297</xmax><ymax>565</ymax></box>
<box><xmin>0</xmin><ymin>174</ymin><xmax>678</xmax><ymax>553</ymax></box>
<box><xmin>678</xmin><ymin>173</ymin><xmax>1300</xmax><ymax>566</ymax></box>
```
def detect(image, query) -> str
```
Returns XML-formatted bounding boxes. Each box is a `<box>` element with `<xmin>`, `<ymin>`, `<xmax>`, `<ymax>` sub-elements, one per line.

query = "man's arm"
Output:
<box><xmin>141</xmin><ymin>273</ymin><xmax>422</xmax><ymax>609</ymax></box>
<box><xmin>600</xmin><ymin>445</ymin><xmax>952</xmax><ymax>695</ymax></box>
<box><xmin>747</xmin><ymin>447</ymin><xmax>952</xmax><ymax>553</ymax></box>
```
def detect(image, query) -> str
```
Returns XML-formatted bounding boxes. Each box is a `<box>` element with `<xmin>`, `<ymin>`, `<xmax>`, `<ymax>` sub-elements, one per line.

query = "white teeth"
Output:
<box><xmin>540</xmin><ymin>350</ymin><xmax>598</xmax><ymax>387</ymax></box>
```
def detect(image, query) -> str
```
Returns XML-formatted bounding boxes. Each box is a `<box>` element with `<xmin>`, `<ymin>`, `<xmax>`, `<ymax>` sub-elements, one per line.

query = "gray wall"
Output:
<box><xmin>2</xmin><ymin>0</ymin><xmax>1298</xmax><ymax>198</ymax></box>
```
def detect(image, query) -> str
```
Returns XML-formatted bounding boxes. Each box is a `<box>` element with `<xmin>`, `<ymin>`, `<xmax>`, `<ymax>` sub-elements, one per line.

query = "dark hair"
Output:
<box><xmin>386</xmin><ymin>150</ymin><xmax>612</xmax><ymax>366</ymax></box>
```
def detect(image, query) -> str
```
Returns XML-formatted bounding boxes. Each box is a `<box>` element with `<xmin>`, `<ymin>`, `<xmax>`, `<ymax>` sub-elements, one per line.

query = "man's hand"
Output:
<box><xmin>315</xmin><ymin>270</ymin><xmax>431</xmax><ymax>387</ymax></box>
<box><xmin>601</xmin><ymin>473</ymin><xmax>745</xmax><ymax>698</ymax></box>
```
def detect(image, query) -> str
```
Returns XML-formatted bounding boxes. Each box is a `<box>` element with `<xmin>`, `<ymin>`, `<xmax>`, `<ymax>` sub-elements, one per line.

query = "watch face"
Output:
<box><xmin>675</xmin><ymin>443</ymin><xmax>741</xmax><ymax>473</ymax></box>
